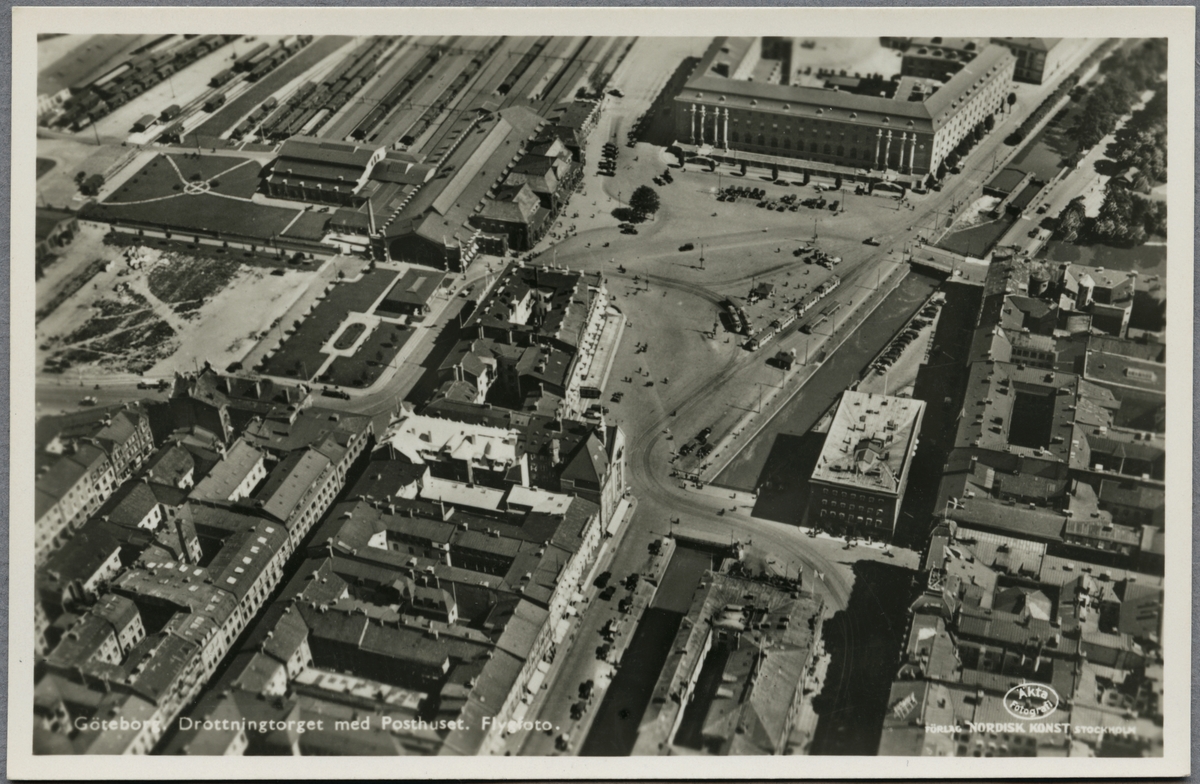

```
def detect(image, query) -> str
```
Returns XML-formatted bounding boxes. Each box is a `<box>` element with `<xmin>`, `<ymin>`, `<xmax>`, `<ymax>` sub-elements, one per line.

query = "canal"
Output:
<box><xmin>579</xmin><ymin>545</ymin><xmax>720</xmax><ymax>756</ymax></box>
<box><xmin>714</xmin><ymin>270</ymin><xmax>942</xmax><ymax>493</ymax></box>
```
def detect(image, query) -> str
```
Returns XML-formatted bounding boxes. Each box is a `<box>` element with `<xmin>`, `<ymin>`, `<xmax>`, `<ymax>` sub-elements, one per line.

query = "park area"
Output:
<box><xmin>82</xmin><ymin>153</ymin><xmax>308</xmax><ymax>242</ymax></box>
<box><xmin>258</xmin><ymin>268</ymin><xmax>414</xmax><ymax>387</ymax></box>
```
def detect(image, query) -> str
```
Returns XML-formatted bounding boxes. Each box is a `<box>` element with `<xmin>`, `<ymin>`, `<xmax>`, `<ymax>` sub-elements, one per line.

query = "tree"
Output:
<box><xmin>1057</xmin><ymin>198</ymin><xmax>1086</xmax><ymax>239</ymax></box>
<box><xmin>1007</xmin><ymin>92</ymin><xmax>1017</xmax><ymax>113</ymax></box>
<box><xmin>984</xmin><ymin>114</ymin><xmax>995</xmax><ymax>132</ymax></box>
<box><xmin>628</xmin><ymin>185</ymin><xmax>660</xmax><ymax>219</ymax></box>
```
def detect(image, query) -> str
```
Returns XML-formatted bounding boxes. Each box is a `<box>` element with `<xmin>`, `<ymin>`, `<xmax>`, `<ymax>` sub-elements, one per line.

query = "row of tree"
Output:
<box><xmin>1057</xmin><ymin>187</ymin><xmax>1167</xmax><ymax>246</ymax></box>
<box><xmin>1005</xmin><ymin>38</ymin><xmax>1128</xmax><ymax>148</ymax></box>
<box><xmin>1091</xmin><ymin>186</ymin><xmax>1167</xmax><ymax>245</ymax></box>
<box><xmin>1108</xmin><ymin>89</ymin><xmax>1167</xmax><ymax>185</ymax></box>
<box><xmin>1067</xmin><ymin>39</ymin><xmax>1168</xmax><ymax>153</ymax></box>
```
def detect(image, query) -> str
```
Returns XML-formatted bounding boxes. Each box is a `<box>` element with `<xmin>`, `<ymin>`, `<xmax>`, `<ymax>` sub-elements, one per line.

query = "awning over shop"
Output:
<box><xmin>525</xmin><ymin>668</ymin><xmax>547</xmax><ymax>694</ymax></box>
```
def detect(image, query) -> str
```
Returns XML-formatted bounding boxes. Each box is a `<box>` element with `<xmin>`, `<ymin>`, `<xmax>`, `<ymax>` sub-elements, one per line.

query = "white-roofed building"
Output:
<box><xmin>380</xmin><ymin>411</ymin><xmax>529</xmax><ymax>489</ymax></box>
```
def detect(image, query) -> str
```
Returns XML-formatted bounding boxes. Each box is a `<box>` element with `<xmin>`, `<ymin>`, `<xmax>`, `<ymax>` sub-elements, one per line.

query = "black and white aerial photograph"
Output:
<box><xmin>11</xmin><ymin>6</ymin><xmax>1192</xmax><ymax>778</ymax></box>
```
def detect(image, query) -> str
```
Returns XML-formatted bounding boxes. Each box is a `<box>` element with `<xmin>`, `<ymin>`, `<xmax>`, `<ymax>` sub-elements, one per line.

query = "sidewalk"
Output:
<box><xmin>506</xmin><ymin>494</ymin><xmax>640</xmax><ymax>755</ymax></box>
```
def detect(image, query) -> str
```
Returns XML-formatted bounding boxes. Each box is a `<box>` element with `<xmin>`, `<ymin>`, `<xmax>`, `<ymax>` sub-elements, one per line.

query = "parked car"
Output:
<box><xmin>679</xmin><ymin>242</ymin><xmax>694</xmax><ymax>251</ymax></box>
<box><xmin>594</xmin><ymin>571</ymin><xmax>612</xmax><ymax>589</ymax></box>
<box><xmin>600</xmin><ymin>585</ymin><xmax>617</xmax><ymax>601</ymax></box>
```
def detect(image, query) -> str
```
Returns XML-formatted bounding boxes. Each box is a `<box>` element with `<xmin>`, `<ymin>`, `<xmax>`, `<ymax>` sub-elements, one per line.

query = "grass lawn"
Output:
<box><xmin>104</xmin><ymin>154</ymin><xmax>263</xmax><ymax>203</ymax></box>
<box><xmin>260</xmin><ymin>269</ymin><xmax>399</xmax><ymax>381</ymax></box>
<box><xmin>324</xmin><ymin>324</ymin><xmax>413</xmax><ymax>387</ymax></box>
<box><xmin>282</xmin><ymin>210</ymin><xmax>330</xmax><ymax>240</ymax></box>
<box><xmin>86</xmin><ymin>191</ymin><xmax>300</xmax><ymax>241</ymax></box>
<box><xmin>332</xmin><ymin>321</ymin><xmax>367</xmax><ymax>350</ymax></box>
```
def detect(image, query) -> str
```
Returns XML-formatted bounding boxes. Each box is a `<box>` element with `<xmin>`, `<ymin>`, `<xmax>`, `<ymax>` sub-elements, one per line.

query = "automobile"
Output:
<box><xmin>829</xmin><ymin>201</ymin><xmax>839</xmax><ymax>211</ymax></box>
<box><xmin>556</xmin><ymin>733</ymin><xmax>571</xmax><ymax>751</ymax></box>
<box><xmin>1037</xmin><ymin>204</ymin><xmax>1049</xmax><ymax>214</ymax></box>
<box><xmin>594</xmin><ymin>571</ymin><xmax>612</xmax><ymax>589</ymax></box>
<box><xmin>81</xmin><ymin>396</ymin><xmax>98</xmax><ymax>406</ymax></box>
<box><xmin>459</xmin><ymin>285</ymin><xmax>473</xmax><ymax>298</ymax></box>
<box><xmin>136</xmin><ymin>380</ymin><xmax>152</xmax><ymax>389</ymax></box>
<box><xmin>697</xmin><ymin>426</ymin><xmax>713</xmax><ymax>442</ymax></box>
<box><xmin>608</xmin><ymin>88</ymin><xmax>624</xmax><ymax>97</ymax></box>
<box><xmin>579</xmin><ymin>680</ymin><xmax>594</xmax><ymax>699</ymax></box>
<box><xmin>863</xmin><ymin>237</ymin><xmax>881</xmax><ymax>246</ymax></box>
<box><xmin>618</xmin><ymin>597</ymin><xmax>633</xmax><ymax>613</ymax></box>
<box><xmin>931</xmin><ymin>182</ymin><xmax>943</xmax><ymax>191</ymax></box>
<box><xmin>596</xmin><ymin>643</ymin><xmax>611</xmax><ymax>660</ymax></box>
<box><xmin>625</xmin><ymin>573</ymin><xmax>640</xmax><ymax>589</ymax></box>
<box><xmin>600</xmin><ymin>585</ymin><xmax>617</xmax><ymax>601</ymax></box>
<box><xmin>622</xmin><ymin>227</ymin><xmax>639</xmax><ymax>235</ymax></box>
<box><xmin>679</xmin><ymin>443</ymin><xmax>694</xmax><ymax>456</ymax></box>
<box><xmin>570</xmin><ymin>702</ymin><xmax>585</xmax><ymax>720</ymax></box>
<box><xmin>271</xmin><ymin>268</ymin><xmax>287</xmax><ymax>276</ymax></box>
<box><xmin>679</xmin><ymin>242</ymin><xmax>694</xmax><ymax>251</ymax></box>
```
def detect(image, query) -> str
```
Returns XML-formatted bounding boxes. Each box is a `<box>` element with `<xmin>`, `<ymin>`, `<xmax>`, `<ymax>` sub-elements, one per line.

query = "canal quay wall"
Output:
<box><xmin>703</xmin><ymin>259</ymin><xmax>914</xmax><ymax>489</ymax></box>
<box><xmin>710</xmin><ymin>269</ymin><xmax>941</xmax><ymax>494</ymax></box>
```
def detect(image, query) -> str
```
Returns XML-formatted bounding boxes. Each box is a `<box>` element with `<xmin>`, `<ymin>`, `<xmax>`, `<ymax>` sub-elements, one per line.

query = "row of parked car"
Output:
<box><xmin>597</xmin><ymin>142</ymin><xmax>619</xmax><ymax>177</ymax></box>
<box><xmin>872</xmin><ymin>301</ymin><xmax>942</xmax><ymax>373</ymax></box>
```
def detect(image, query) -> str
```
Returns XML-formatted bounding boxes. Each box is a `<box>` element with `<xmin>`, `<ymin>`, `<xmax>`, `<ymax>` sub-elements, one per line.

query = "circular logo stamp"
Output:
<box><xmin>1003</xmin><ymin>683</ymin><xmax>1060</xmax><ymax>720</ymax></box>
